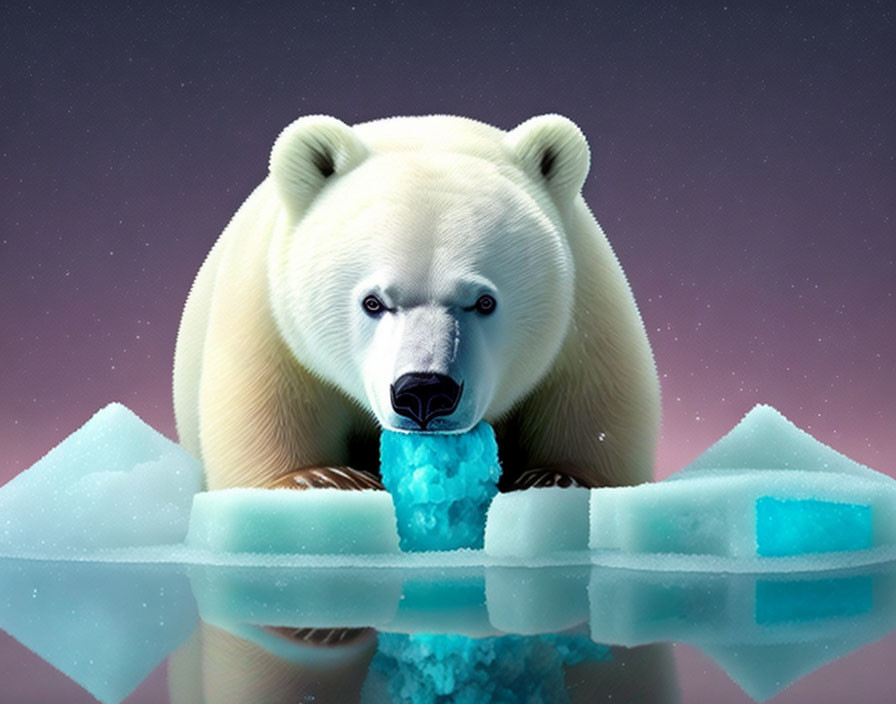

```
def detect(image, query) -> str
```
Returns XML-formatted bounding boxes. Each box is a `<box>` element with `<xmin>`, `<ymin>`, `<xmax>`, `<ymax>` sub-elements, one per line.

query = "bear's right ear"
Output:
<box><xmin>269</xmin><ymin>115</ymin><xmax>370</xmax><ymax>217</ymax></box>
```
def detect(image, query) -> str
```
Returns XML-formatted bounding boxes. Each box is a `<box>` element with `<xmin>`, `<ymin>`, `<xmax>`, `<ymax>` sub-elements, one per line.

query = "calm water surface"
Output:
<box><xmin>1</xmin><ymin>559</ymin><xmax>895</xmax><ymax>703</ymax></box>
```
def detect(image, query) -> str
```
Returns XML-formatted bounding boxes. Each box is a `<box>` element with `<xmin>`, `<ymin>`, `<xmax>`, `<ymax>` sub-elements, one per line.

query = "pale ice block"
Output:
<box><xmin>186</xmin><ymin>487</ymin><xmax>401</xmax><ymax>554</ymax></box>
<box><xmin>0</xmin><ymin>402</ymin><xmax>202</xmax><ymax>556</ymax></box>
<box><xmin>484</xmin><ymin>487</ymin><xmax>590</xmax><ymax>559</ymax></box>
<box><xmin>590</xmin><ymin>404</ymin><xmax>896</xmax><ymax>559</ymax></box>
<box><xmin>678</xmin><ymin>403</ymin><xmax>885</xmax><ymax>480</ymax></box>
<box><xmin>591</xmin><ymin>470</ymin><xmax>896</xmax><ymax>558</ymax></box>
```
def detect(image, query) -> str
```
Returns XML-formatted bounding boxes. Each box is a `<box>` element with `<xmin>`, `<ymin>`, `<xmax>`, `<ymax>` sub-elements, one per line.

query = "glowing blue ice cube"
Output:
<box><xmin>756</xmin><ymin>497</ymin><xmax>872</xmax><ymax>557</ymax></box>
<box><xmin>379</xmin><ymin>421</ymin><xmax>501</xmax><ymax>551</ymax></box>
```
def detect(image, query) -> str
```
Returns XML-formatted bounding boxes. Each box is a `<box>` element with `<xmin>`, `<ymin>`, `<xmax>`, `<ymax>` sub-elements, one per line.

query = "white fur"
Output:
<box><xmin>173</xmin><ymin>114</ymin><xmax>660</xmax><ymax>490</ymax></box>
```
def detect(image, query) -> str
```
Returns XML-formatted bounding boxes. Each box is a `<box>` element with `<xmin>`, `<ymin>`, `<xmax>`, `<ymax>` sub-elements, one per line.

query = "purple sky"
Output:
<box><xmin>1</xmin><ymin>2</ymin><xmax>893</xmax><ymax>484</ymax></box>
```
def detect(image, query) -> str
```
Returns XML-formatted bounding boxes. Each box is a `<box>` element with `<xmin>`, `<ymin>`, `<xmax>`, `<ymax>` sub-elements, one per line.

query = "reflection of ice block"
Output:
<box><xmin>379</xmin><ymin>421</ymin><xmax>501</xmax><ymax>552</ymax></box>
<box><xmin>191</xmin><ymin>565</ymin><xmax>594</xmax><ymax>638</ymax></box>
<box><xmin>190</xmin><ymin>565</ymin><xmax>502</xmax><ymax>637</ymax></box>
<box><xmin>590</xmin><ymin>404</ymin><xmax>896</xmax><ymax>559</ymax></box>
<box><xmin>189</xmin><ymin>565</ymin><xmax>404</xmax><ymax>629</ymax></box>
<box><xmin>486</xmin><ymin>566</ymin><xmax>590</xmax><ymax>634</ymax></box>
<box><xmin>484</xmin><ymin>487</ymin><xmax>590</xmax><ymax>559</ymax></box>
<box><xmin>588</xmin><ymin>568</ymin><xmax>893</xmax><ymax>647</ymax></box>
<box><xmin>0</xmin><ymin>403</ymin><xmax>202</xmax><ymax>556</ymax></box>
<box><xmin>0</xmin><ymin>559</ymin><xmax>197</xmax><ymax>704</ymax></box>
<box><xmin>589</xmin><ymin>564</ymin><xmax>896</xmax><ymax>702</ymax></box>
<box><xmin>186</xmin><ymin>488</ymin><xmax>401</xmax><ymax>555</ymax></box>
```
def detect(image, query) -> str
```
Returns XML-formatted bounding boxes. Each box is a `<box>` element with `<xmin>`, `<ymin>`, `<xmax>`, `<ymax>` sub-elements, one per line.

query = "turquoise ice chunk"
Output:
<box><xmin>756</xmin><ymin>497</ymin><xmax>872</xmax><ymax>557</ymax></box>
<box><xmin>379</xmin><ymin>421</ymin><xmax>501</xmax><ymax>551</ymax></box>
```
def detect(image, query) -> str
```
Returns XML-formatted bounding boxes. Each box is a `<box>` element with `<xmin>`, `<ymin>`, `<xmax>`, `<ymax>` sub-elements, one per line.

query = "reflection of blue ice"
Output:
<box><xmin>364</xmin><ymin>631</ymin><xmax>609</xmax><ymax>704</ymax></box>
<box><xmin>2</xmin><ymin>559</ymin><xmax>895</xmax><ymax>703</ymax></box>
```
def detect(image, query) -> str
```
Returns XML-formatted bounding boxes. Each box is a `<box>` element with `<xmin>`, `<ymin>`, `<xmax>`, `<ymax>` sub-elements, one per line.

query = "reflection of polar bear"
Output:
<box><xmin>167</xmin><ymin>624</ymin><xmax>679</xmax><ymax>704</ymax></box>
<box><xmin>173</xmin><ymin>113</ymin><xmax>660</xmax><ymax>491</ymax></box>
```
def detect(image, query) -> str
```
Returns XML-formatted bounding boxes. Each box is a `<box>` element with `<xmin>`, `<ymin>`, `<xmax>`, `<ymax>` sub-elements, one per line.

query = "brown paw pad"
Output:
<box><xmin>262</xmin><ymin>626</ymin><xmax>378</xmax><ymax>647</ymax></box>
<box><xmin>507</xmin><ymin>468</ymin><xmax>590</xmax><ymax>491</ymax></box>
<box><xmin>270</xmin><ymin>466</ymin><xmax>385</xmax><ymax>491</ymax></box>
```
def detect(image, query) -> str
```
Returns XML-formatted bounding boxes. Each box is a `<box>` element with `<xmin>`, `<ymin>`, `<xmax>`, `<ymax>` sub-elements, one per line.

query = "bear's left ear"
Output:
<box><xmin>269</xmin><ymin>114</ymin><xmax>370</xmax><ymax>217</ymax></box>
<box><xmin>503</xmin><ymin>114</ymin><xmax>590</xmax><ymax>204</ymax></box>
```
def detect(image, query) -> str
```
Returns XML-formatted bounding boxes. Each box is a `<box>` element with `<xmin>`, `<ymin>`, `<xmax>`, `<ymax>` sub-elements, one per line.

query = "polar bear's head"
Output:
<box><xmin>267</xmin><ymin>114</ymin><xmax>590</xmax><ymax>434</ymax></box>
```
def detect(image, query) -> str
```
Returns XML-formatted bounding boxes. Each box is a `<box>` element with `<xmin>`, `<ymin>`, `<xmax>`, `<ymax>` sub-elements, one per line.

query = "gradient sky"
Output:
<box><xmin>1</xmin><ymin>1</ymin><xmax>893</xmax><ymax>485</ymax></box>
<box><xmin>1</xmin><ymin>5</ymin><xmax>895</xmax><ymax>702</ymax></box>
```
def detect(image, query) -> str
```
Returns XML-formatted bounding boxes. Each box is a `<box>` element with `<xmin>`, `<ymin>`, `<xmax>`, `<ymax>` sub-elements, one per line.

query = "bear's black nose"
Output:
<box><xmin>390</xmin><ymin>372</ymin><xmax>463</xmax><ymax>430</ymax></box>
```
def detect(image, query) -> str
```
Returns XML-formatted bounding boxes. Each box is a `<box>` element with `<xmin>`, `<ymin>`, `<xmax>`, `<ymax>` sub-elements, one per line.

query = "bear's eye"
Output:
<box><xmin>362</xmin><ymin>294</ymin><xmax>386</xmax><ymax>316</ymax></box>
<box><xmin>475</xmin><ymin>294</ymin><xmax>496</xmax><ymax>315</ymax></box>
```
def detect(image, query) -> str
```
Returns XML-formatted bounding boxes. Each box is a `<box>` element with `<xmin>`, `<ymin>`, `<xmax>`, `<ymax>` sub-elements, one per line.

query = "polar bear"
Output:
<box><xmin>172</xmin><ymin>113</ymin><xmax>660</xmax><ymax>492</ymax></box>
